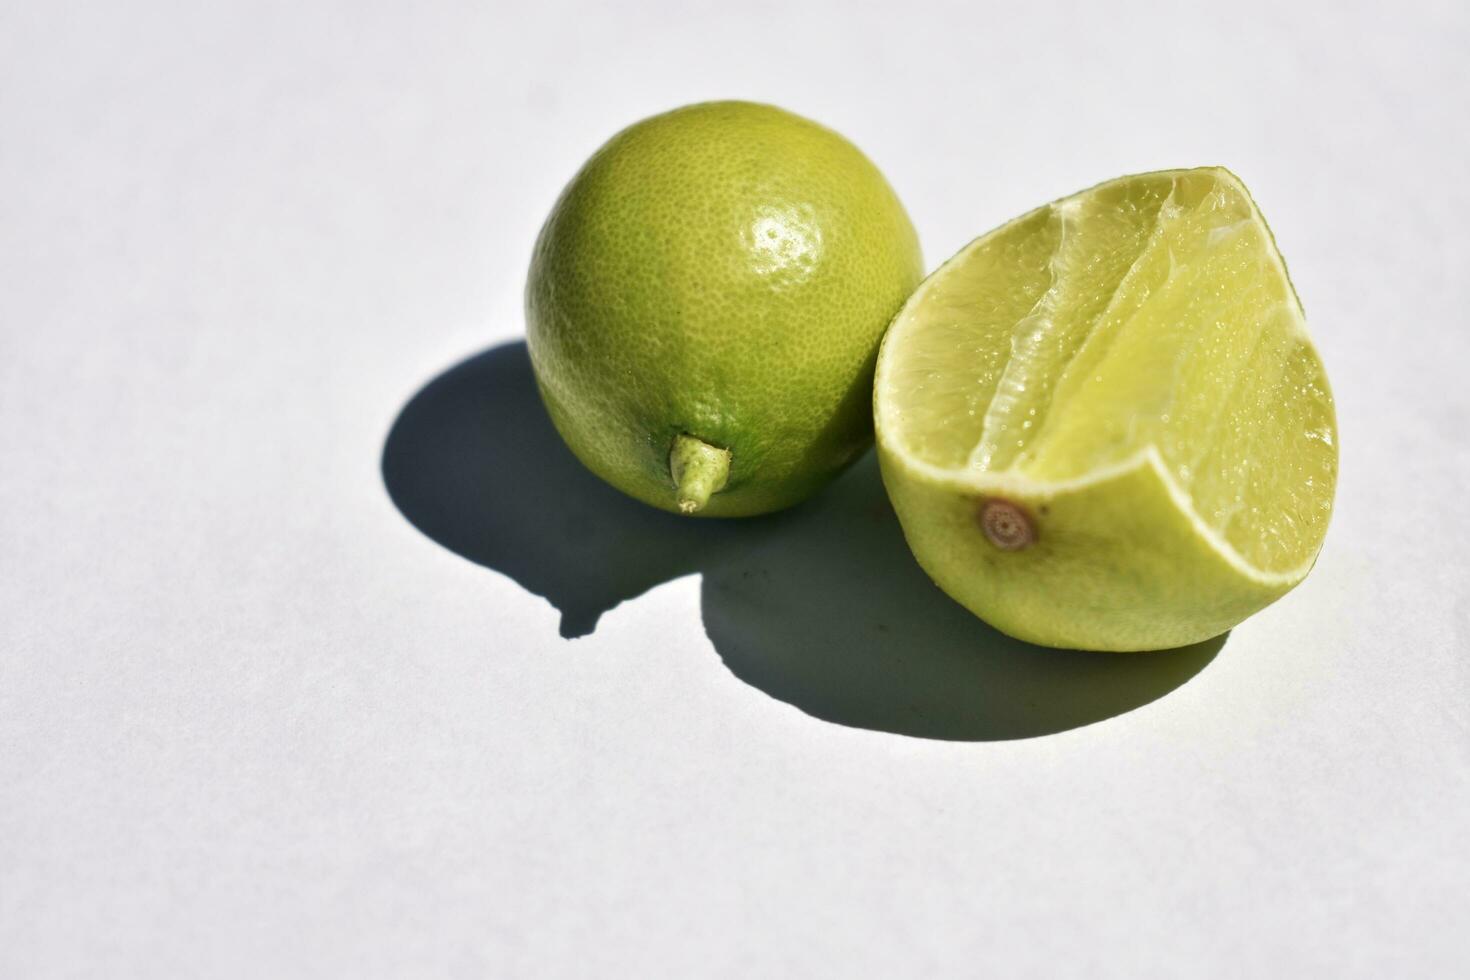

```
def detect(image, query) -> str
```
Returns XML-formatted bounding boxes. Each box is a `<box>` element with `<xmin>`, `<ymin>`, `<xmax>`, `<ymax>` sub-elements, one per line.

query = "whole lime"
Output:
<box><xmin>525</xmin><ymin>101</ymin><xmax>923</xmax><ymax>516</ymax></box>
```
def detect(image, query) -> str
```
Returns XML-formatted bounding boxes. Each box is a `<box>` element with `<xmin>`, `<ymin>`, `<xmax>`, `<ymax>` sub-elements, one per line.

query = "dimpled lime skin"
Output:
<box><xmin>525</xmin><ymin>101</ymin><xmax>923</xmax><ymax>517</ymax></box>
<box><xmin>877</xmin><ymin>452</ymin><xmax>1288</xmax><ymax>651</ymax></box>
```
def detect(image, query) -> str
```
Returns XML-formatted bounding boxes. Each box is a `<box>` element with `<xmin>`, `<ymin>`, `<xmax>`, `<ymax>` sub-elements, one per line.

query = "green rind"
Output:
<box><xmin>877</xmin><ymin>446</ymin><xmax>1293</xmax><ymax>651</ymax></box>
<box><xmin>526</xmin><ymin>100</ymin><xmax>924</xmax><ymax>517</ymax></box>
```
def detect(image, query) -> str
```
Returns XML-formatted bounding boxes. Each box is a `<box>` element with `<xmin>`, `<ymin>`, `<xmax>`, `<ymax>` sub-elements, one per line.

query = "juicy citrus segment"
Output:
<box><xmin>878</xmin><ymin>205</ymin><xmax>1060</xmax><ymax>470</ymax></box>
<box><xmin>1018</xmin><ymin>176</ymin><xmax>1334</xmax><ymax>574</ymax></box>
<box><xmin>967</xmin><ymin>174</ymin><xmax>1189</xmax><ymax>474</ymax></box>
<box><xmin>875</xmin><ymin>167</ymin><xmax>1338</xmax><ymax>650</ymax></box>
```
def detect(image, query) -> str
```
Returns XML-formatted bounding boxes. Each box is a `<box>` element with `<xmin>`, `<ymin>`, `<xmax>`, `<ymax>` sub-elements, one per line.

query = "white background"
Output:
<box><xmin>3</xmin><ymin>1</ymin><xmax>1467</xmax><ymax>976</ymax></box>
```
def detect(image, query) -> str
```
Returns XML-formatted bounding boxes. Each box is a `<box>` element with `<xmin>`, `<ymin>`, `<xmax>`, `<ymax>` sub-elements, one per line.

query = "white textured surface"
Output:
<box><xmin>3</xmin><ymin>2</ymin><xmax>1467</xmax><ymax>976</ymax></box>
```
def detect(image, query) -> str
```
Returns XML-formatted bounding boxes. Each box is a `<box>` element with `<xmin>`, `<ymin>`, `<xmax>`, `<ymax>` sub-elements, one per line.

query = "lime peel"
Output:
<box><xmin>526</xmin><ymin>101</ymin><xmax>923</xmax><ymax>517</ymax></box>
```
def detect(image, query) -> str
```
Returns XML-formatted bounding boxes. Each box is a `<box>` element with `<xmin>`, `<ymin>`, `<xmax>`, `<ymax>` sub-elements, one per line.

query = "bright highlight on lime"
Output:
<box><xmin>875</xmin><ymin>167</ymin><xmax>1337</xmax><ymax>651</ymax></box>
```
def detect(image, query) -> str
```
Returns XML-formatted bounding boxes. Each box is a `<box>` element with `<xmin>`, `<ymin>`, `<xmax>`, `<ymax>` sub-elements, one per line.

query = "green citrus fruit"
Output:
<box><xmin>875</xmin><ymin>167</ymin><xmax>1338</xmax><ymax>651</ymax></box>
<box><xmin>526</xmin><ymin>101</ymin><xmax>923</xmax><ymax>517</ymax></box>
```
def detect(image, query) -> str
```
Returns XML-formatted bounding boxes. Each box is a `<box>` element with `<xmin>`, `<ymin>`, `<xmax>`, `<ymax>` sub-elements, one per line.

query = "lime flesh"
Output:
<box><xmin>527</xmin><ymin>101</ymin><xmax>923</xmax><ymax>516</ymax></box>
<box><xmin>875</xmin><ymin>168</ymin><xmax>1337</xmax><ymax>651</ymax></box>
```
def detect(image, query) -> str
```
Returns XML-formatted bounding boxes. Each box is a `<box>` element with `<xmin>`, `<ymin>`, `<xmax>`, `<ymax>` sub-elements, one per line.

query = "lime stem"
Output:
<box><xmin>669</xmin><ymin>434</ymin><xmax>731</xmax><ymax>515</ymax></box>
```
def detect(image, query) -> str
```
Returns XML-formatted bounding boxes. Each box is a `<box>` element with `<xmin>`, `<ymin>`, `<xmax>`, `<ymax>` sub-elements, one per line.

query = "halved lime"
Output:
<box><xmin>874</xmin><ymin>167</ymin><xmax>1337</xmax><ymax>651</ymax></box>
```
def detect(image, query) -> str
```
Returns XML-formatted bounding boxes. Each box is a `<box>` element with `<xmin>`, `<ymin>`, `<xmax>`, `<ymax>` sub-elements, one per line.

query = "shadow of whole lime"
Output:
<box><xmin>381</xmin><ymin>342</ymin><xmax>743</xmax><ymax>637</ymax></box>
<box><xmin>382</xmin><ymin>341</ymin><xmax>1225</xmax><ymax>741</ymax></box>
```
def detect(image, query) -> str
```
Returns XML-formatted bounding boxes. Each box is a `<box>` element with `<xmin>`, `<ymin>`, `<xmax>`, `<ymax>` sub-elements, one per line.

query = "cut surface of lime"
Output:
<box><xmin>875</xmin><ymin>167</ymin><xmax>1337</xmax><ymax>651</ymax></box>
